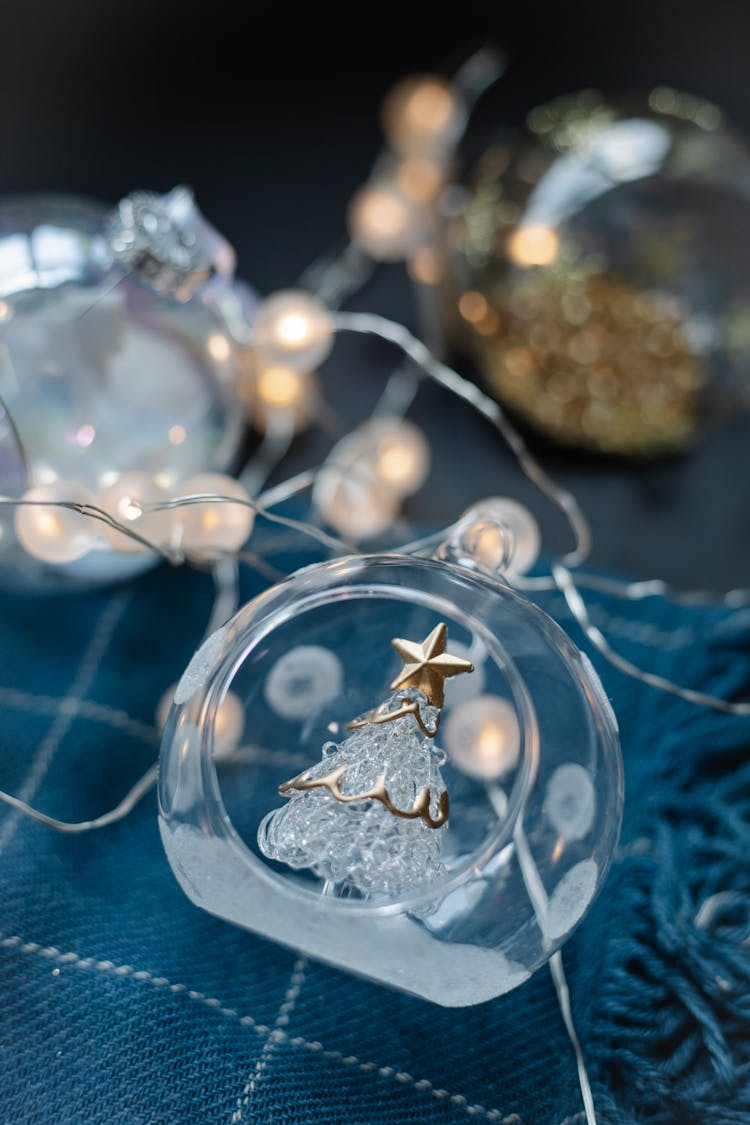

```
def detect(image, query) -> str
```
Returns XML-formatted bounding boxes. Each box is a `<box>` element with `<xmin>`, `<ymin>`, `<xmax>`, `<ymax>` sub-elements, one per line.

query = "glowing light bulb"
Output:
<box><xmin>458</xmin><ymin>291</ymin><xmax>489</xmax><ymax>324</ymax></box>
<box><xmin>382</xmin><ymin>74</ymin><xmax>465</xmax><ymax>156</ymax></box>
<box><xmin>257</xmin><ymin>365</ymin><xmax>303</xmax><ymax>408</ymax></box>
<box><xmin>14</xmin><ymin>480</ymin><xmax>98</xmax><ymax>565</ymax></box>
<box><xmin>252</xmin><ymin>291</ymin><xmax>334</xmax><ymax>372</ymax></box>
<box><xmin>313</xmin><ymin>419</ymin><xmax>428</xmax><ymax>540</ymax></box>
<box><xmin>0</xmin><ymin>299</ymin><xmax>9</xmax><ymax>321</ymax></box>
<box><xmin>313</xmin><ymin>463</ymin><xmax>399</xmax><ymax>542</ymax></box>
<box><xmin>157</xmin><ymin>684</ymin><xmax>243</xmax><ymax>759</ymax></box>
<box><xmin>395</xmin><ymin>157</ymin><xmax>443</xmax><ymax>203</ymax></box>
<box><xmin>253</xmin><ymin>364</ymin><xmax>318</xmax><ymax>435</ymax></box>
<box><xmin>99</xmin><ymin>472</ymin><xmax>175</xmax><ymax>554</ymax></box>
<box><xmin>507</xmin><ymin>225</ymin><xmax>560</xmax><ymax>267</ymax></box>
<box><xmin>206</xmin><ymin>332</ymin><xmax>232</xmax><ymax>363</ymax></box>
<box><xmin>408</xmin><ymin>246</ymin><xmax>444</xmax><ymax>285</ymax></box>
<box><xmin>347</xmin><ymin>182</ymin><xmax>420</xmax><ymax>261</ymax></box>
<box><xmin>468</xmin><ymin>498</ymin><xmax>541</xmax><ymax>578</ymax></box>
<box><xmin>213</xmin><ymin>690</ymin><xmax>245</xmax><ymax>757</ymax></box>
<box><xmin>444</xmin><ymin>695</ymin><xmax>521</xmax><ymax>780</ymax></box>
<box><xmin>370</xmin><ymin>419</ymin><xmax>430</xmax><ymax>498</ymax></box>
<box><xmin>176</xmin><ymin>472</ymin><xmax>254</xmax><ymax>555</ymax></box>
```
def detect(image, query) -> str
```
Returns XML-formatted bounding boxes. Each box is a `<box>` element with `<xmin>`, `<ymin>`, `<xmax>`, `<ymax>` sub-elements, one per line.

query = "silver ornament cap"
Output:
<box><xmin>104</xmin><ymin>185</ymin><xmax>235</xmax><ymax>301</ymax></box>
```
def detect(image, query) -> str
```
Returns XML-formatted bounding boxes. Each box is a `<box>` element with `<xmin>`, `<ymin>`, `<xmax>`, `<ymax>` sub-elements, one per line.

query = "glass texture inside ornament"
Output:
<box><xmin>259</xmin><ymin>688</ymin><xmax>448</xmax><ymax>898</ymax></box>
<box><xmin>0</xmin><ymin>192</ymin><xmax>245</xmax><ymax>589</ymax></box>
<box><xmin>159</xmin><ymin>551</ymin><xmax>623</xmax><ymax>1006</ymax></box>
<box><xmin>437</xmin><ymin>88</ymin><xmax>750</xmax><ymax>456</ymax></box>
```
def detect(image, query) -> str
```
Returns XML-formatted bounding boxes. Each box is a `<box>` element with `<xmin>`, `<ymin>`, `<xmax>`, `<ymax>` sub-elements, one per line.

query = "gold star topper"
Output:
<box><xmin>390</xmin><ymin>622</ymin><xmax>473</xmax><ymax>709</ymax></box>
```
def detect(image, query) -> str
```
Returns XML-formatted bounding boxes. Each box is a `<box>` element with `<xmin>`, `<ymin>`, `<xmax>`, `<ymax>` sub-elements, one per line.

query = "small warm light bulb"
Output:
<box><xmin>206</xmin><ymin>332</ymin><xmax>232</xmax><ymax>363</ymax></box>
<box><xmin>458</xmin><ymin>291</ymin><xmax>489</xmax><ymax>324</ymax></box>
<box><xmin>444</xmin><ymin>695</ymin><xmax>521</xmax><ymax>780</ymax></box>
<box><xmin>252</xmin><ymin>290</ymin><xmax>334</xmax><ymax>372</ymax></box>
<box><xmin>382</xmin><ymin>74</ymin><xmax>465</xmax><ymax>156</ymax></box>
<box><xmin>371</xmin><ymin>419</ymin><xmax>430</xmax><ymax>498</ymax></box>
<box><xmin>0</xmin><ymin>299</ymin><xmax>9</xmax><ymax>321</ymax></box>
<box><xmin>252</xmin><ymin>364</ymin><xmax>318</xmax><ymax>435</ymax></box>
<box><xmin>157</xmin><ymin>685</ymin><xmax>243</xmax><ymax>759</ymax></box>
<box><xmin>176</xmin><ymin>472</ymin><xmax>255</xmax><ymax>555</ymax></box>
<box><xmin>14</xmin><ymin>480</ymin><xmax>98</xmax><ymax>565</ymax></box>
<box><xmin>469</xmin><ymin>498</ymin><xmax>541</xmax><ymax>578</ymax></box>
<box><xmin>257</xmin><ymin>365</ymin><xmax>304</xmax><ymax>408</ymax></box>
<box><xmin>408</xmin><ymin>246</ymin><xmax>444</xmax><ymax>285</ymax></box>
<box><xmin>276</xmin><ymin>313</ymin><xmax>309</xmax><ymax>346</ymax></box>
<box><xmin>313</xmin><ymin>463</ymin><xmax>399</xmax><ymax>542</ymax></box>
<box><xmin>99</xmin><ymin>471</ymin><xmax>174</xmax><ymax>554</ymax></box>
<box><xmin>347</xmin><ymin>182</ymin><xmax>419</xmax><ymax>261</ymax></box>
<box><xmin>213</xmin><ymin>690</ymin><xmax>245</xmax><ymax>757</ymax></box>
<box><xmin>395</xmin><ymin>157</ymin><xmax>443</xmax><ymax>204</ymax></box>
<box><xmin>507</xmin><ymin>225</ymin><xmax>560</xmax><ymax>267</ymax></box>
<box><xmin>313</xmin><ymin>419</ymin><xmax>429</xmax><ymax>540</ymax></box>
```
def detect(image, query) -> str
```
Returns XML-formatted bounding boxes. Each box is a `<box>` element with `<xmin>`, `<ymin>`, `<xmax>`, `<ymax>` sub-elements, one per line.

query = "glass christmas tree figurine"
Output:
<box><xmin>258</xmin><ymin>623</ymin><xmax>473</xmax><ymax>898</ymax></box>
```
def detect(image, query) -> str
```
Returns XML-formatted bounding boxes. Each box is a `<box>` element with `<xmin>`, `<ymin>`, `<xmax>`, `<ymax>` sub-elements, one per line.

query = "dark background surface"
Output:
<box><xmin>0</xmin><ymin>0</ymin><xmax>748</xmax><ymax>588</ymax></box>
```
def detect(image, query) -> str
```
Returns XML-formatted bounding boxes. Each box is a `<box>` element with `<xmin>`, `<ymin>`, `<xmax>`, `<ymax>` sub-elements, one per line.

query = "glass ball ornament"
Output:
<box><xmin>0</xmin><ymin>189</ymin><xmax>247</xmax><ymax>589</ymax></box>
<box><xmin>159</xmin><ymin>513</ymin><xmax>623</xmax><ymax>1007</ymax></box>
<box><xmin>437</xmin><ymin>87</ymin><xmax>750</xmax><ymax>457</ymax></box>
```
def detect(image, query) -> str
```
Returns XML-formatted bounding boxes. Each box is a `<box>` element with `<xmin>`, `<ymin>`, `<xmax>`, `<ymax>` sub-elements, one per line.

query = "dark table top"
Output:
<box><xmin>1</xmin><ymin>0</ymin><xmax>748</xmax><ymax>590</ymax></box>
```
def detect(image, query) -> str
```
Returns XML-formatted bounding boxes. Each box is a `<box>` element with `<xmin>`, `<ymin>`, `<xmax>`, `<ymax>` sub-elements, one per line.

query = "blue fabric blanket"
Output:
<box><xmin>0</xmin><ymin>548</ymin><xmax>748</xmax><ymax>1125</ymax></box>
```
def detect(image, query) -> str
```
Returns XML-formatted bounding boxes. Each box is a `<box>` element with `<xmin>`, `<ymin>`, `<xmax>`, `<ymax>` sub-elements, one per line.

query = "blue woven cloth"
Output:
<box><xmin>1</xmin><ymin>551</ymin><xmax>748</xmax><ymax>1125</ymax></box>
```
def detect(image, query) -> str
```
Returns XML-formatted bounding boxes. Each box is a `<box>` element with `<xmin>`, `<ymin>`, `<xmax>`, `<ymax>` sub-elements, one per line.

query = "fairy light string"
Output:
<box><xmin>2</xmin><ymin>306</ymin><xmax>748</xmax><ymax>717</ymax></box>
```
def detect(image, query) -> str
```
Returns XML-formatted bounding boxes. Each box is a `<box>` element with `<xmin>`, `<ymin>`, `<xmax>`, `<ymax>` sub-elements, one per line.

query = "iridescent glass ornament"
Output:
<box><xmin>438</xmin><ymin>88</ymin><xmax>750</xmax><ymax>456</ymax></box>
<box><xmin>0</xmin><ymin>189</ymin><xmax>247</xmax><ymax>589</ymax></box>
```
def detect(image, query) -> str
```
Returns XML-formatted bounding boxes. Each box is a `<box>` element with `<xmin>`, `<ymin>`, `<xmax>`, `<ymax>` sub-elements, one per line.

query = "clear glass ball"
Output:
<box><xmin>159</xmin><ymin>553</ymin><xmax>623</xmax><ymax>1006</ymax></box>
<box><xmin>0</xmin><ymin>193</ymin><xmax>245</xmax><ymax>590</ymax></box>
<box><xmin>438</xmin><ymin>88</ymin><xmax>750</xmax><ymax>457</ymax></box>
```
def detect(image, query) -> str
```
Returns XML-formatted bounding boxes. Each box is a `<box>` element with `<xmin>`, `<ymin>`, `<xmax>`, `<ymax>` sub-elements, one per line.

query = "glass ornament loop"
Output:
<box><xmin>105</xmin><ymin>185</ymin><xmax>236</xmax><ymax>301</ymax></box>
<box><xmin>436</xmin><ymin>497</ymin><xmax>541</xmax><ymax>580</ymax></box>
<box><xmin>159</xmin><ymin>537</ymin><xmax>623</xmax><ymax>1007</ymax></box>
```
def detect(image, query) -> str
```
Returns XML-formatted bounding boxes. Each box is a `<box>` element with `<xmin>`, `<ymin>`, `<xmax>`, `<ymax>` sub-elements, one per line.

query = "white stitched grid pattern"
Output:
<box><xmin>0</xmin><ymin>575</ymin><xmax>689</xmax><ymax>1125</ymax></box>
<box><xmin>231</xmin><ymin>957</ymin><xmax>309</xmax><ymax>1122</ymax></box>
<box><xmin>0</xmin><ymin>593</ymin><xmax>129</xmax><ymax>856</ymax></box>
<box><xmin>0</xmin><ymin>934</ymin><xmax>528</xmax><ymax>1124</ymax></box>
